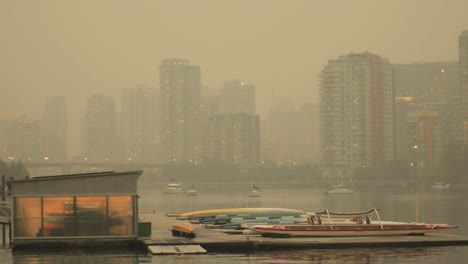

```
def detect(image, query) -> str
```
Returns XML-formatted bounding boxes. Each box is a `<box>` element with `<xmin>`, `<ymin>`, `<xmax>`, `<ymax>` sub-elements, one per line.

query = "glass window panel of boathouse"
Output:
<box><xmin>13</xmin><ymin>197</ymin><xmax>41</xmax><ymax>237</ymax></box>
<box><xmin>14</xmin><ymin>195</ymin><xmax>135</xmax><ymax>239</ymax></box>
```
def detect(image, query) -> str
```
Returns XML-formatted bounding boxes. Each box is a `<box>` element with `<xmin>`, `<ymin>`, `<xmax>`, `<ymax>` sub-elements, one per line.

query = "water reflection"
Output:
<box><xmin>11</xmin><ymin>250</ymin><xmax>151</xmax><ymax>264</ymax></box>
<box><xmin>245</xmin><ymin>247</ymin><xmax>449</xmax><ymax>264</ymax></box>
<box><xmin>0</xmin><ymin>246</ymin><xmax>465</xmax><ymax>264</ymax></box>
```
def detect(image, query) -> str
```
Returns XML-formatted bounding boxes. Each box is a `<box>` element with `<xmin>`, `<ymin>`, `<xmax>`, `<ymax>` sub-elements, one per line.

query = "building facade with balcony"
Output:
<box><xmin>319</xmin><ymin>52</ymin><xmax>394</xmax><ymax>178</ymax></box>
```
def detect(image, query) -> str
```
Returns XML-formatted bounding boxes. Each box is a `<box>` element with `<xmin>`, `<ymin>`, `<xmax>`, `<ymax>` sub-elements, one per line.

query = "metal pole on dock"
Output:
<box><xmin>1</xmin><ymin>175</ymin><xmax>5</xmax><ymax>246</ymax></box>
<box><xmin>374</xmin><ymin>208</ymin><xmax>384</xmax><ymax>230</ymax></box>
<box><xmin>325</xmin><ymin>209</ymin><xmax>333</xmax><ymax>230</ymax></box>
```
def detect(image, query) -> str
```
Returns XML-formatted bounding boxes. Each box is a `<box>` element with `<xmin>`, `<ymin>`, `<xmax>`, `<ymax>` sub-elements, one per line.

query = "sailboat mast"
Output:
<box><xmin>192</xmin><ymin>153</ymin><xmax>195</xmax><ymax>188</ymax></box>
<box><xmin>348</xmin><ymin>169</ymin><xmax>354</xmax><ymax>188</ymax></box>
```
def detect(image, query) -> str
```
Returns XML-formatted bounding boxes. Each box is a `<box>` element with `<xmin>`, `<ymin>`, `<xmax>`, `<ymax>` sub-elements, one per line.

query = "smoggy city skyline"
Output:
<box><xmin>2</xmin><ymin>0</ymin><xmax>468</xmax><ymax>156</ymax></box>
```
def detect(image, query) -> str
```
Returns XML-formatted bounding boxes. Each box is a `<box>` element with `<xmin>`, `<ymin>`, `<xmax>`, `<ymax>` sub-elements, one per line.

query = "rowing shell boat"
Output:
<box><xmin>248</xmin><ymin>208</ymin><xmax>458</xmax><ymax>237</ymax></box>
<box><xmin>249</xmin><ymin>222</ymin><xmax>458</xmax><ymax>237</ymax></box>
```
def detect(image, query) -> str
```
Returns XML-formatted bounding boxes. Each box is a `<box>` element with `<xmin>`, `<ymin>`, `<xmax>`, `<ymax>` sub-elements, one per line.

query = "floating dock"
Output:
<box><xmin>148</xmin><ymin>245</ymin><xmax>207</xmax><ymax>255</ymax></box>
<box><xmin>139</xmin><ymin>212</ymin><xmax>468</xmax><ymax>254</ymax></box>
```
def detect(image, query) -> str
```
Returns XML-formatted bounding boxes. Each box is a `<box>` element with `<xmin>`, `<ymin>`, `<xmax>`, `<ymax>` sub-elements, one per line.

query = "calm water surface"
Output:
<box><xmin>1</xmin><ymin>182</ymin><xmax>468</xmax><ymax>263</ymax></box>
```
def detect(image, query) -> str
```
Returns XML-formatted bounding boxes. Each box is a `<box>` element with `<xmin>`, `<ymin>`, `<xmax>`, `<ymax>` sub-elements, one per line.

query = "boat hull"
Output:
<box><xmin>164</xmin><ymin>183</ymin><xmax>184</xmax><ymax>194</ymax></box>
<box><xmin>249</xmin><ymin>190</ymin><xmax>262</xmax><ymax>197</ymax></box>
<box><xmin>250</xmin><ymin>223</ymin><xmax>458</xmax><ymax>237</ymax></box>
<box><xmin>186</xmin><ymin>189</ymin><xmax>198</xmax><ymax>196</ymax></box>
<box><xmin>325</xmin><ymin>188</ymin><xmax>354</xmax><ymax>194</ymax></box>
<box><xmin>432</xmin><ymin>183</ymin><xmax>450</xmax><ymax>189</ymax></box>
<box><xmin>164</xmin><ymin>188</ymin><xmax>185</xmax><ymax>194</ymax></box>
<box><xmin>172</xmin><ymin>222</ymin><xmax>196</xmax><ymax>238</ymax></box>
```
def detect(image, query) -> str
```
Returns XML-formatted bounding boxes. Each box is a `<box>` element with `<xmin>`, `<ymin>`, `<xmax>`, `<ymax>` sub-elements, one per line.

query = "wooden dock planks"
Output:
<box><xmin>140</xmin><ymin>212</ymin><xmax>468</xmax><ymax>252</ymax></box>
<box><xmin>148</xmin><ymin>245</ymin><xmax>207</xmax><ymax>255</ymax></box>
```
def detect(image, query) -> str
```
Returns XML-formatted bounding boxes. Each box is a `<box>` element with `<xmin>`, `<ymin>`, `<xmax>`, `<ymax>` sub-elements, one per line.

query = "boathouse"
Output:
<box><xmin>8</xmin><ymin>170</ymin><xmax>142</xmax><ymax>246</ymax></box>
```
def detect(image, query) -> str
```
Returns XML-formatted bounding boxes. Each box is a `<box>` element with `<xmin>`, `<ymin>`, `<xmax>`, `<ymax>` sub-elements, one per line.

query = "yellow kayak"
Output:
<box><xmin>179</xmin><ymin>208</ymin><xmax>305</xmax><ymax>218</ymax></box>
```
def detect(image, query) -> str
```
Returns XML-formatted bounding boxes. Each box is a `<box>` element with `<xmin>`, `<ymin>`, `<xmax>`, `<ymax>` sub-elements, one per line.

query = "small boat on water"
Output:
<box><xmin>186</xmin><ymin>156</ymin><xmax>198</xmax><ymax>196</ymax></box>
<box><xmin>325</xmin><ymin>180</ymin><xmax>353</xmax><ymax>194</ymax></box>
<box><xmin>249</xmin><ymin>184</ymin><xmax>262</xmax><ymax>197</ymax></box>
<box><xmin>248</xmin><ymin>208</ymin><xmax>458</xmax><ymax>237</ymax></box>
<box><xmin>186</xmin><ymin>186</ymin><xmax>198</xmax><ymax>196</ymax></box>
<box><xmin>432</xmin><ymin>182</ymin><xmax>450</xmax><ymax>189</ymax></box>
<box><xmin>164</xmin><ymin>182</ymin><xmax>185</xmax><ymax>194</ymax></box>
<box><xmin>325</xmin><ymin>187</ymin><xmax>354</xmax><ymax>194</ymax></box>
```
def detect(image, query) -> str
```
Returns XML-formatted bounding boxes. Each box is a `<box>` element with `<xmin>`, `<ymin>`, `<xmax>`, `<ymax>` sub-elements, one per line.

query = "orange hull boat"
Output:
<box><xmin>172</xmin><ymin>222</ymin><xmax>196</xmax><ymax>238</ymax></box>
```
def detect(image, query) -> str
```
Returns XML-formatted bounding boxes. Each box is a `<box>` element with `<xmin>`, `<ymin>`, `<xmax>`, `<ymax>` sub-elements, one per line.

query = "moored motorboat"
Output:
<box><xmin>432</xmin><ymin>182</ymin><xmax>450</xmax><ymax>189</ymax></box>
<box><xmin>325</xmin><ymin>187</ymin><xmax>354</xmax><ymax>194</ymax></box>
<box><xmin>248</xmin><ymin>184</ymin><xmax>262</xmax><ymax>197</ymax></box>
<box><xmin>249</xmin><ymin>188</ymin><xmax>262</xmax><ymax>197</ymax></box>
<box><xmin>326</xmin><ymin>172</ymin><xmax>354</xmax><ymax>194</ymax></box>
<box><xmin>164</xmin><ymin>183</ymin><xmax>184</xmax><ymax>194</ymax></box>
<box><xmin>248</xmin><ymin>208</ymin><xmax>458</xmax><ymax>237</ymax></box>
<box><xmin>186</xmin><ymin>185</ymin><xmax>198</xmax><ymax>196</ymax></box>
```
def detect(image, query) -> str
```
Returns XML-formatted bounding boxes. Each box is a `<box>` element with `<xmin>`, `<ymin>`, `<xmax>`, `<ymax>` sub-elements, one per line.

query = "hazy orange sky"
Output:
<box><xmin>2</xmin><ymin>0</ymin><xmax>468</xmax><ymax>156</ymax></box>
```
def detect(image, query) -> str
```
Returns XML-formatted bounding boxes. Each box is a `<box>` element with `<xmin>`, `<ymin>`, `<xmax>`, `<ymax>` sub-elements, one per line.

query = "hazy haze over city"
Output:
<box><xmin>2</xmin><ymin>0</ymin><xmax>468</xmax><ymax>157</ymax></box>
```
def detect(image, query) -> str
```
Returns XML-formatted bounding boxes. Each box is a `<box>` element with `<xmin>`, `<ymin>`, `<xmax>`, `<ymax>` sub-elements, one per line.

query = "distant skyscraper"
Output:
<box><xmin>159</xmin><ymin>58</ymin><xmax>201</xmax><ymax>163</ymax></box>
<box><xmin>261</xmin><ymin>100</ymin><xmax>319</xmax><ymax>164</ymax></box>
<box><xmin>408</xmin><ymin>100</ymin><xmax>452</xmax><ymax>177</ymax></box>
<box><xmin>319</xmin><ymin>52</ymin><xmax>394</xmax><ymax>178</ymax></box>
<box><xmin>199</xmin><ymin>94</ymin><xmax>220</xmax><ymax>126</ymax></box>
<box><xmin>459</xmin><ymin>30</ymin><xmax>468</xmax><ymax>146</ymax></box>
<box><xmin>204</xmin><ymin>113</ymin><xmax>260</xmax><ymax>166</ymax></box>
<box><xmin>392</xmin><ymin>62</ymin><xmax>459</xmax><ymax>98</ymax></box>
<box><xmin>82</xmin><ymin>94</ymin><xmax>122</xmax><ymax>162</ymax></box>
<box><xmin>220</xmin><ymin>80</ymin><xmax>256</xmax><ymax>115</ymax></box>
<box><xmin>262</xmin><ymin>99</ymin><xmax>298</xmax><ymax>162</ymax></box>
<box><xmin>298</xmin><ymin>102</ymin><xmax>320</xmax><ymax>163</ymax></box>
<box><xmin>0</xmin><ymin>120</ymin><xmax>11</xmax><ymax>160</ymax></box>
<box><xmin>39</xmin><ymin>96</ymin><xmax>68</xmax><ymax>161</ymax></box>
<box><xmin>394</xmin><ymin>97</ymin><xmax>413</xmax><ymax>161</ymax></box>
<box><xmin>121</xmin><ymin>85</ymin><xmax>158</xmax><ymax>163</ymax></box>
<box><xmin>393</xmin><ymin>61</ymin><xmax>462</xmax><ymax>162</ymax></box>
<box><xmin>0</xmin><ymin>117</ymin><xmax>40</xmax><ymax>161</ymax></box>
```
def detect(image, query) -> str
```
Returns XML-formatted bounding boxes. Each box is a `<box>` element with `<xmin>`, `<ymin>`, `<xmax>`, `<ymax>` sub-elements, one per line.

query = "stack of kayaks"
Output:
<box><xmin>177</xmin><ymin>208</ymin><xmax>307</xmax><ymax>230</ymax></box>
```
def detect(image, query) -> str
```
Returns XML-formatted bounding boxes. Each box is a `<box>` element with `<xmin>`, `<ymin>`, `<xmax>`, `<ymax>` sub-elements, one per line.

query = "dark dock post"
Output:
<box><xmin>1</xmin><ymin>175</ymin><xmax>5</xmax><ymax>246</ymax></box>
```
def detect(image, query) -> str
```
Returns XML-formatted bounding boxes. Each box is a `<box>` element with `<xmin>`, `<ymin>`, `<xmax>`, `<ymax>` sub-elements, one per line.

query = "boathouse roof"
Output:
<box><xmin>9</xmin><ymin>170</ymin><xmax>143</xmax><ymax>196</ymax></box>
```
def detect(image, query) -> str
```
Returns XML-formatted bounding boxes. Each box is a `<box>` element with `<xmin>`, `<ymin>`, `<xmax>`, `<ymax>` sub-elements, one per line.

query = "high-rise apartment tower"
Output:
<box><xmin>459</xmin><ymin>30</ymin><xmax>468</xmax><ymax>146</ymax></box>
<box><xmin>159</xmin><ymin>58</ymin><xmax>201</xmax><ymax>163</ymax></box>
<box><xmin>319</xmin><ymin>52</ymin><xmax>394</xmax><ymax>178</ymax></box>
